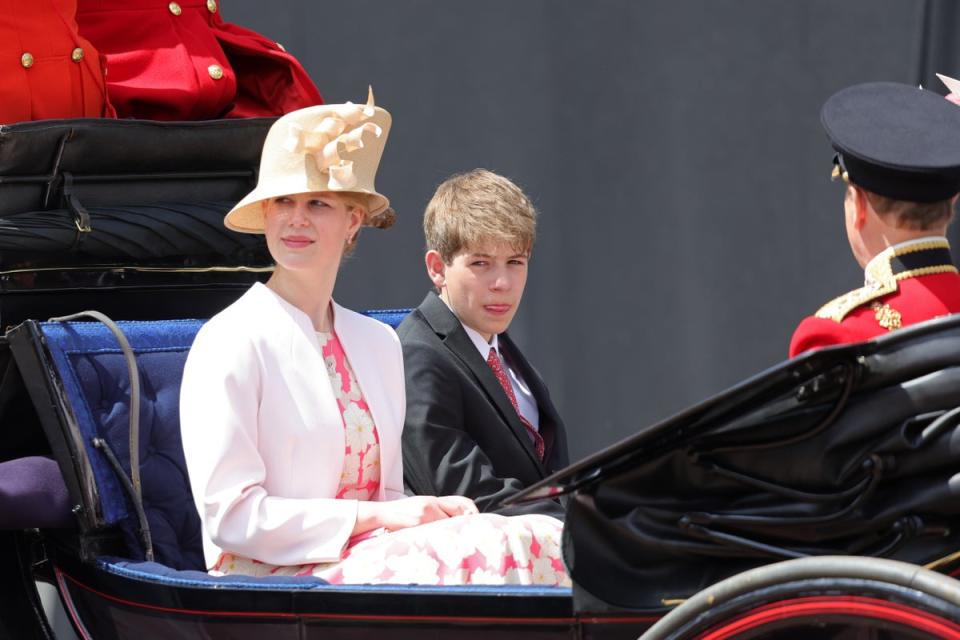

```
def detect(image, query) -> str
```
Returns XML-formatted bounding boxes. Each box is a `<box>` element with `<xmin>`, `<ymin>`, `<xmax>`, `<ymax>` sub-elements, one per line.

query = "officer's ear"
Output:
<box><xmin>850</xmin><ymin>185</ymin><xmax>869</xmax><ymax>229</ymax></box>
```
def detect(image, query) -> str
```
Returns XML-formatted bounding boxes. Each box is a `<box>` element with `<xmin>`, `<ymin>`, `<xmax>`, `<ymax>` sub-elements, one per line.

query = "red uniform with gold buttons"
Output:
<box><xmin>0</xmin><ymin>0</ymin><xmax>112</xmax><ymax>123</ymax></box>
<box><xmin>76</xmin><ymin>0</ymin><xmax>323</xmax><ymax>120</ymax></box>
<box><xmin>789</xmin><ymin>238</ymin><xmax>960</xmax><ymax>357</ymax></box>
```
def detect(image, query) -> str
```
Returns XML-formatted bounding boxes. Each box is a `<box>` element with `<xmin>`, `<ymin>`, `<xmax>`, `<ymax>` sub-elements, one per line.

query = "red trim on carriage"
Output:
<box><xmin>700</xmin><ymin>595</ymin><xmax>960</xmax><ymax>639</ymax></box>
<box><xmin>55</xmin><ymin>567</ymin><xmax>656</xmax><ymax>626</ymax></box>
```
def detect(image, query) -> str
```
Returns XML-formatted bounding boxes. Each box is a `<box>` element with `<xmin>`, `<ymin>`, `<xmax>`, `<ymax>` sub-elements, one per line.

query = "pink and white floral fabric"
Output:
<box><xmin>213</xmin><ymin>331</ymin><xmax>569</xmax><ymax>586</ymax></box>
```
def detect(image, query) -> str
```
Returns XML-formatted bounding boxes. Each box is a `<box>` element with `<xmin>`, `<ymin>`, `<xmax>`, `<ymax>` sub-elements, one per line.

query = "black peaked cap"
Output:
<box><xmin>821</xmin><ymin>81</ymin><xmax>960</xmax><ymax>202</ymax></box>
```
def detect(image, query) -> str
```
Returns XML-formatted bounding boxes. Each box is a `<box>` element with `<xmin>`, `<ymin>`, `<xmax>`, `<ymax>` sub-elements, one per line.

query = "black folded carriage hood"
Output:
<box><xmin>0</xmin><ymin>117</ymin><xmax>277</xmax><ymax>325</ymax></box>
<box><xmin>509</xmin><ymin>315</ymin><xmax>960</xmax><ymax>612</ymax></box>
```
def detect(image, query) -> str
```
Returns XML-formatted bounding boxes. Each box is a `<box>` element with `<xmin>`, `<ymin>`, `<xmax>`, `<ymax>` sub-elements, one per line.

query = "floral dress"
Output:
<box><xmin>213</xmin><ymin>331</ymin><xmax>570</xmax><ymax>586</ymax></box>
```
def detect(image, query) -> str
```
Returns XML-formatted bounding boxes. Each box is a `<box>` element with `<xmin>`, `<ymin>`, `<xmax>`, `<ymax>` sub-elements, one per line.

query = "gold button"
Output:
<box><xmin>71</xmin><ymin>47</ymin><xmax>84</xmax><ymax>62</ymax></box>
<box><xmin>168</xmin><ymin>1</ymin><xmax>182</xmax><ymax>15</ymax></box>
<box><xmin>207</xmin><ymin>64</ymin><xmax>223</xmax><ymax>80</ymax></box>
<box><xmin>206</xmin><ymin>0</ymin><xmax>217</xmax><ymax>12</ymax></box>
<box><xmin>20</xmin><ymin>52</ymin><xmax>34</xmax><ymax>69</ymax></box>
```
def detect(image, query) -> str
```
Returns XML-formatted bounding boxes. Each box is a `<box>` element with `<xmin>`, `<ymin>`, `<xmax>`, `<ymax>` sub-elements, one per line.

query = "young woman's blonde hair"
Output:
<box><xmin>259</xmin><ymin>191</ymin><xmax>394</xmax><ymax>256</ymax></box>
<box><xmin>424</xmin><ymin>169</ymin><xmax>537</xmax><ymax>262</ymax></box>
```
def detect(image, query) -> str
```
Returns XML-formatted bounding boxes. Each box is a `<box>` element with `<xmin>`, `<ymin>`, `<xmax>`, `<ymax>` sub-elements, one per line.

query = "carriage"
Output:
<box><xmin>1</xmin><ymin>116</ymin><xmax>959</xmax><ymax>640</ymax></box>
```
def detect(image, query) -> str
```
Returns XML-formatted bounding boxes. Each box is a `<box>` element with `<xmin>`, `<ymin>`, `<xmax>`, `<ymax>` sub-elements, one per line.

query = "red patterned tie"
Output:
<box><xmin>487</xmin><ymin>347</ymin><xmax>545</xmax><ymax>460</ymax></box>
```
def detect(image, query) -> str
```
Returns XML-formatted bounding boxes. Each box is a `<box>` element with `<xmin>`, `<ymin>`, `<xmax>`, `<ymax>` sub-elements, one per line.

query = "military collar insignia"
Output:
<box><xmin>815</xmin><ymin>238</ymin><xmax>957</xmax><ymax>323</ymax></box>
<box><xmin>870</xmin><ymin>301</ymin><xmax>902</xmax><ymax>330</ymax></box>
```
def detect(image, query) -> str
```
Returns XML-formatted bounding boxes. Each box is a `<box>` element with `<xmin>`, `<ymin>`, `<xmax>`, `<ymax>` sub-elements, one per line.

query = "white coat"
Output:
<box><xmin>180</xmin><ymin>282</ymin><xmax>406</xmax><ymax>569</ymax></box>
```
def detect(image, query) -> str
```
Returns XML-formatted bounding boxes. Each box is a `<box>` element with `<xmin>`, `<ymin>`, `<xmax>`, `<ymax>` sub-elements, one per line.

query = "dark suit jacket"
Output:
<box><xmin>398</xmin><ymin>292</ymin><xmax>569</xmax><ymax>518</ymax></box>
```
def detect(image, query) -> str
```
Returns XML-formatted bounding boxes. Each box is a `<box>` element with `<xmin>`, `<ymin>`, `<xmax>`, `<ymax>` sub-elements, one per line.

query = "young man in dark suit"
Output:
<box><xmin>398</xmin><ymin>169</ymin><xmax>568</xmax><ymax>517</ymax></box>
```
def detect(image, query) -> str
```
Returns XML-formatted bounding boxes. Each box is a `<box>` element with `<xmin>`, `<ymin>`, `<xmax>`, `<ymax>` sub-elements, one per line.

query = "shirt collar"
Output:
<box><xmin>864</xmin><ymin>235</ymin><xmax>949</xmax><ymax>287</ymax></box>
<box><xmin>437</xmin><ymin>296</ymin><xmax>500</xmax><ymax>360</ymax></box>
<box><xmin>462</xmin><ymin>322</ymin><xmax>499</xmax><ymax>359</ymax></box>
<box><xmin>438</xmin><ymin>295</ymin><xmax>500</xmax><ymax>358</ymax></box>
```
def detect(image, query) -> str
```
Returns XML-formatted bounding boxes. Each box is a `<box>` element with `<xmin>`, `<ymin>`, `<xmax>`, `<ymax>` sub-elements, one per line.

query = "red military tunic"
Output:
<box><xmin>789</xmin><ymin>238</ymin><xmax>960</xmax><ymax>358</ymax></box>
<box><xmin>76</xmin><ymin>0</ymin><xmax>323</xmax><ymax>120</ymax></box>
<box><xmin>0</xmin><ymin>0</ymin><xmax>112</xmax><ymax>123</ymax></box>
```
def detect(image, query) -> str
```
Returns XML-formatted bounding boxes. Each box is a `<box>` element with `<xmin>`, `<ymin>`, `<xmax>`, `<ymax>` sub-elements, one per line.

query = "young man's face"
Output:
<box><xmin>427</xmin><ymin>243</ymin><xmax>529</xmax><ymax>342</ymax></box>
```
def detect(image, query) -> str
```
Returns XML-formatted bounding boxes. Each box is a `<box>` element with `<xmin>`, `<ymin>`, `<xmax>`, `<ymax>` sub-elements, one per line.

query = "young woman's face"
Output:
<box><xmin>262</xmin><ymin>192</ymin><xmax>363</xmax><ymax>274</ymax></box>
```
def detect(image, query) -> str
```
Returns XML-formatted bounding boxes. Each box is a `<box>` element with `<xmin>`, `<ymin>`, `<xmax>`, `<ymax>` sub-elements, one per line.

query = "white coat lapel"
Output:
<box><xmin>256</xmin><ymin>285</ymin><xmax>344</xmax><ymax>453</ymax></box>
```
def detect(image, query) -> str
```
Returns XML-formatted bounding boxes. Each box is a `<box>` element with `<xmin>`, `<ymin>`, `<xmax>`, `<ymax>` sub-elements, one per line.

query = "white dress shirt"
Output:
<box><xmin>461</xmin><ymin>324</ymin><xmax>541</xmax><ymax>432</ymax></box>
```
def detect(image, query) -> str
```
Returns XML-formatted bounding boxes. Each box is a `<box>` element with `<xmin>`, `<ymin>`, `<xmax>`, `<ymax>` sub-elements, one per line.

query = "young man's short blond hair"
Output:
<box><xmin>424</xmin><ymin>169</ymin><xmax>537</xmax><ymax>262</ymax></box>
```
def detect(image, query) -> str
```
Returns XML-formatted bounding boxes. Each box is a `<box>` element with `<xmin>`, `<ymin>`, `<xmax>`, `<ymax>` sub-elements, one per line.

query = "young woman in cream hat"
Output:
<box><xmin>180</xmin><ymin>92</ymin><xmax>569</xmax><ymax>585</ymax></box>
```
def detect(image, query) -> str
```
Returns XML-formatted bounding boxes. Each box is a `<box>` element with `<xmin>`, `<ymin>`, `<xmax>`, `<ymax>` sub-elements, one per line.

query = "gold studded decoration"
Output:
<box><xmin>871</xmin><ymin>302</ymin><xmax>902</xmax><ymax>331</ymax></box>
<box><xmin>168</xmin><ymin>1</ymin><xmax>182</xmax><ymax>16</ymax></box>
<box><xmin>830</xmin><ymin>165</ymin><xmax>849</xmax><ymax>183</ymax></box>
<box><xmin>207</xmin><ymin>64</ymin><xmax>224</xmax><ymax>80</ymax></box>
<box><xmin>815</xmin><ymin>240</ymin><xmax>954</xmax><ymax>323</ymax></box>
<box><xmin>206</xmin><ymin>0</ymin><xmax>217</xmax><ymax>12</ymax></box>
<box><xmin>71</xmin><ymin>47</ymin><xmax>84</xmax><ymax>62</ymax></box>
<box><xmin>20</xmin><ymin>52</ymin><xmax>34</xmax><ymax>69</ymax></box>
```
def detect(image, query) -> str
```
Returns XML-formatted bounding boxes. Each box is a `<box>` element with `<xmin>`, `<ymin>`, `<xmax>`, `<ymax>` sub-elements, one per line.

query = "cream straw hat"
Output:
<box><xmin>225</xmin><ymin>88</ymin><xmax>392</xmax><ymax>233</ymax></box>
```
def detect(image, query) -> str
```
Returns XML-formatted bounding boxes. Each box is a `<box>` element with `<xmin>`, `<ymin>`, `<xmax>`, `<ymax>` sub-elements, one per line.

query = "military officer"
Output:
<box><xmin>790</xmin><ymin>82</ymin><xmax>960</xmax><ymax>358</ymax></box>
<box><xmin>76</xmin><ymin>0</ymin><xmax>323</xmax><ymax>120</ymax></box>
<box><xmin>0</xmin><ymin>0</ymin><xmax>112</xmax><ymax>123</ymax></box>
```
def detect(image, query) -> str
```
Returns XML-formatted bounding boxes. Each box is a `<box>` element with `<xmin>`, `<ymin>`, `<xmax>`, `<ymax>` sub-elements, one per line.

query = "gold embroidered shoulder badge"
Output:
<box><xmin>814</xmin><ymin>283</ymin><xmax>893</xmax><ymax>323</ymax></box>
<box><xmin>870</xmin><ymin>302</ymin><xmax>902</xmax><ymax>330</ymax></box>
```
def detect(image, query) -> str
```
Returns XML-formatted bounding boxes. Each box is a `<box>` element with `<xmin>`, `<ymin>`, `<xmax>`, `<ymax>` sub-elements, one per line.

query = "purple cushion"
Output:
<box><xmin>0</xmin><ymin>456</ymin><xmax>72</xmax><ymax>529</ymax></box>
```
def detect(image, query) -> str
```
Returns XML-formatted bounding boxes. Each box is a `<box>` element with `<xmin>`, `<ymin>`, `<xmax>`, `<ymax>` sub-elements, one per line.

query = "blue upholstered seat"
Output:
<box><xmin>39</xmin><ymin>309</ymin><xmax>410</xmax><ymax>573</ymax></box>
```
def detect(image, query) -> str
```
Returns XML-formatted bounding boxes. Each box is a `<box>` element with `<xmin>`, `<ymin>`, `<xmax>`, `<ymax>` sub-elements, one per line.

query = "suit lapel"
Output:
<box><xmin>418</xmin><ymin>293</ymin><xmax>544</xmax><ymax>472</ymax></box>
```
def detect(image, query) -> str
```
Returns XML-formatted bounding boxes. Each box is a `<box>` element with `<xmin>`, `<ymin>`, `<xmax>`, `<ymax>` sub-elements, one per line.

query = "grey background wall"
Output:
<box><xmin>225</xmin><ymin>0</ymin><xmax>960</xmax><ymax>461</ymax></box>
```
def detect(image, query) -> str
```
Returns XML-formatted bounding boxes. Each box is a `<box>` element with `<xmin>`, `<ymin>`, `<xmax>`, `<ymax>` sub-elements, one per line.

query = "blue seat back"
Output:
<box><xmin>41</xmin><ymin>320</ymin><xmax>206</xmax><ymax>569</ymax></box>
<box><xmin>39</xmin><ymin>309</ymin><xmax>409</xmax><ymax>571</ymax></box>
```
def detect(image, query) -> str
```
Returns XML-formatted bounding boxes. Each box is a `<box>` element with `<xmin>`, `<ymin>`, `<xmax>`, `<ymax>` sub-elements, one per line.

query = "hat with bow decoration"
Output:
<box><xmin>225</xmin><ymin>87</ymin><xmax>393</xmax><ymax>233</ymax></box>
